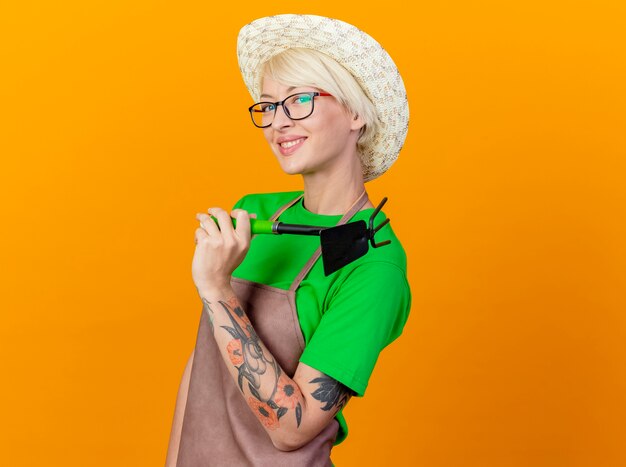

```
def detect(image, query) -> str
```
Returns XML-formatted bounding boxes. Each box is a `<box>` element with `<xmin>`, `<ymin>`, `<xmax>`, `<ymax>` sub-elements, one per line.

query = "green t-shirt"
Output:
<box><xmin>232</xmin><ymin>191</ymin><xmax>411</xmax><ymax>445</ymax></box>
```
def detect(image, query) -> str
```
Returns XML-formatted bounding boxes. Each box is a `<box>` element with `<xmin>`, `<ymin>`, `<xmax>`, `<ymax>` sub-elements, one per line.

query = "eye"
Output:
<box><xmin>259</xmin><ymin>103</ymin><xmax>276</xmax><ymax>113</ymax></box>
<box><xmin>290</xmin><ymin>94</ymin><xmax>313</xmax><ymax>105</ymax></box>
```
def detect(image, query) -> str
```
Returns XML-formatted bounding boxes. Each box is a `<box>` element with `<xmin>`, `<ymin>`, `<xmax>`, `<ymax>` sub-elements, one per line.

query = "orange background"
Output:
<box><xmin>1</xmin><ymin>1</ymin><xmax>625</xmax><ymax>466</ymax></box>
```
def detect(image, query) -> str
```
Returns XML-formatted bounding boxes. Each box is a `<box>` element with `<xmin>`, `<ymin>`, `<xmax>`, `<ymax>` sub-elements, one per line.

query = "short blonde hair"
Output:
<box><xmin>261</xmin><ymin>48</ymin><xmax>380</xmax><ymax>159</ymax></box>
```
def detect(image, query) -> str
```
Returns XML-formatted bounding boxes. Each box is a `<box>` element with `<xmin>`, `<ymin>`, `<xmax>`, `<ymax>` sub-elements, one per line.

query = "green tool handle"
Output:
<box><xmin>211</xmin><ymin>216</ymin><xmax>276</xmax><ymax>235</ymax></box>
<box><xmin>248</xmin><ymin>218</ymin><xmax>275</xmax><ymax>234</ymax></box>
<box><xmin>209</xmin><ymin>216</ymin><xmax>324</xmax><ymax>236</ymax></box>
<box><xmin>209</xmin><ymin>216</ymin><xmax>275</xmax><ymax>234</ymax></box>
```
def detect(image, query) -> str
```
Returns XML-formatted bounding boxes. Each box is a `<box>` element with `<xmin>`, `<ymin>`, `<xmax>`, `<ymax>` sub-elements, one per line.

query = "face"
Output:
<box><xmin>259</xmin><ymin>77</ymin><xmax>364</xmax><ymax>179</ymax></box>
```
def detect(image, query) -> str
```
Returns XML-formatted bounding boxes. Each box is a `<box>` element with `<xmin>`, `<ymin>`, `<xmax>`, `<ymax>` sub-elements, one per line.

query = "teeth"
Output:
<box><xmin>280</xmin><ymin>138</ymin><xmax>304</xmax><ymax>148</ymax></box>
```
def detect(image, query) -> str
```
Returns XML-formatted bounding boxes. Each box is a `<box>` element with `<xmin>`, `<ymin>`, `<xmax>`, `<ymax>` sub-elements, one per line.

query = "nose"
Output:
<box><xmin>271</xmin><ymin>103</ymin><xmax>293</xmax><ymax>130</ymax></box>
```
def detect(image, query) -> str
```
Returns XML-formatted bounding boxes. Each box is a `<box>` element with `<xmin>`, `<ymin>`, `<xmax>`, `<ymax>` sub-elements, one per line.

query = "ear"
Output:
<box><xmin>350</xmin><ymin>113</ymin><xmax>365</xmax><ymax>132</ymax></box>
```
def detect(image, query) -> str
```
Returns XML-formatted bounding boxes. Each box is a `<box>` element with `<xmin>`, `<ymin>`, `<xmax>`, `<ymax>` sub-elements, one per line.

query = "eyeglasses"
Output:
<box><xmin>248</xmin><ymin>92</ymin><xmax>333</xmax><ymax>128</ymax></box>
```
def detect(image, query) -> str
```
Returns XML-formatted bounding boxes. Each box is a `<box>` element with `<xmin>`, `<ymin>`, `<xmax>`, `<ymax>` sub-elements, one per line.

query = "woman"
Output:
<box><xmin>167</xmin><ymin>14</ymin><xmax>411</xmax><ymax>466</ymax></box>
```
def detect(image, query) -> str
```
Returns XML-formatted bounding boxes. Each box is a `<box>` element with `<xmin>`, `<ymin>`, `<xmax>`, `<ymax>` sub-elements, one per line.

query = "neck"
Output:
<box><xmin>301</xmin><ymin>162</ymin><xmax>372</xmax><ymax>215</ymax></box>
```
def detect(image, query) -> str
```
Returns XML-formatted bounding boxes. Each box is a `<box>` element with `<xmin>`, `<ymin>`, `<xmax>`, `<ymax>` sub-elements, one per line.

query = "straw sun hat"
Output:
<box><xmin>237</xmin><ymin>14</ymin><xmax>409</xmax><ymax>182</ymax></box>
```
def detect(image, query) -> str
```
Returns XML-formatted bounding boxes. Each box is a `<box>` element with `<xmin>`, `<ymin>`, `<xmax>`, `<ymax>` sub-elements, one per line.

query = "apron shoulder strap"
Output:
<box><xmin>269</xmin><ymin>193</ymin><xmax>304</xmax><ymax>221</ymax></box>
<box><xmin>289</xmin><ymin>190</ymin><xmax>370</xmax><ymax>291</ymax></box>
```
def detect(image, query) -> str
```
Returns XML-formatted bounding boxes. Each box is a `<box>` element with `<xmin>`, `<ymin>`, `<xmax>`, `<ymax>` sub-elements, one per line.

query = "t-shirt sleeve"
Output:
<box><xmin>299</xmin><ymin>261</ymin><xmax>411</xmax><ymax>396</ymax></box>
<box><xmin>232</xmin><ymin>195</ymin><xmax>249</xmax><ymax>211</ymax></box>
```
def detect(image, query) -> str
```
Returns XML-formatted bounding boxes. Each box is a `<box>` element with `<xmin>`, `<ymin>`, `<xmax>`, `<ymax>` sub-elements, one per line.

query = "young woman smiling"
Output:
<box><xmin>167</xmin><ymin>14</ymin><xmax>411</xmax><ymax>467</ymax></box>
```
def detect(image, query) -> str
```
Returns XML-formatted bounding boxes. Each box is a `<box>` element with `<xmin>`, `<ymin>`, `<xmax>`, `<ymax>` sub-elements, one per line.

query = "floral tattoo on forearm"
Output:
<box><xmin>203</xmin><ymin>297</ymin><xmax>354</xmax><ymax>432</ymax></box>
<box><xmin>205</xmin><ymin>298</ymin><xmax>303</xmax><ymax>430</ymax></box>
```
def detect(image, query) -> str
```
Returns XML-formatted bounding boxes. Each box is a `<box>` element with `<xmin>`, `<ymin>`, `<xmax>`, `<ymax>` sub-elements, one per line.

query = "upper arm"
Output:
<box><xmin>295</xmin><ymin>363</ymin><xmax>356</xmax><ymax>413</ymax></box>
<box><xmin>273</xmin><ymin>362</ymin><xmax>354</xmax><ymax>450</ymax></box>
<box><xmin>300</xmin><ymin>262</ymin><xmax>411</xmax><ymax>396</ymax></box>
<box><xmin>276</xmin><ymin>263</ymin><xmax>410</xmax><ymax>449</ymax></box>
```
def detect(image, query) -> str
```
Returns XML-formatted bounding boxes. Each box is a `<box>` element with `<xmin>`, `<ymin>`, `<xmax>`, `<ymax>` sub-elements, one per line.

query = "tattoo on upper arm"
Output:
<box><xmin>310</xmin><ymin>375</ymin><xmax>355</xmax><ymax>412</ymax></box>
<box><xmin>215</xmin><ymin>298</ymin><xmax>304</xmax><ymax>430</ymax></box>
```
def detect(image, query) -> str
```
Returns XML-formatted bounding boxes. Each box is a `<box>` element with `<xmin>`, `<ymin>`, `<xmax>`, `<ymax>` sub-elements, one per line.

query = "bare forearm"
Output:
<box><xmin>199</xmin><ymin>287</ymin><xmax>306</xmax><ymax>448</ymax></box>
<box><xmin>198</xmin><ymin>286</ymin><xmax>352</xmax><ymax>450</ymax></box>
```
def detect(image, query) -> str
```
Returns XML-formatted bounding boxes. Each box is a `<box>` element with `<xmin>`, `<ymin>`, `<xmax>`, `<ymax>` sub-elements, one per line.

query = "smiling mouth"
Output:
<box><xmin>279</xmin><ymin>138</ymin><xmax>306</xmax><ymax>149</ymax></box>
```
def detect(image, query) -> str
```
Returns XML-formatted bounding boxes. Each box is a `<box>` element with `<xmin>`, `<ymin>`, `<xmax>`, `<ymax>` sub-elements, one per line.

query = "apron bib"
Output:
<box><xmin>177</xmin><ymin>192</ymin><xmax>368</xmax><ymax>466</ymax></box>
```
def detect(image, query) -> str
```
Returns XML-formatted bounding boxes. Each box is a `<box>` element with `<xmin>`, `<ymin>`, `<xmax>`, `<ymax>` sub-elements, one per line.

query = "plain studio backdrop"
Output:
<box><xmin>0</xmin><ymin>1</ymin><xmax>625</xmax><ymax>466</ymax></box>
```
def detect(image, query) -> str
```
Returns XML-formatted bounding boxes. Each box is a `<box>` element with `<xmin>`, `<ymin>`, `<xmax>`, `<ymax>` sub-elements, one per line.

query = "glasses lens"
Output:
<box><xmin>250</xmin><ymin>102</ymin><xmax>276</xmax><ymax>127</ymax></box>
<box><xmin>284</xmin><ymin>93</ymin><xmax>314</xmax><ymax>120</ymax></box>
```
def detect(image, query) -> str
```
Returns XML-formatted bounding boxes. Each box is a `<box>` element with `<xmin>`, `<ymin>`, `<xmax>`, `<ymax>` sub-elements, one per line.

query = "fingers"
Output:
<box><xmin>208</xmin><ymin>208</ymin><xmax>235</xmax><ymax>241</ymax></box>
<box><xmin>194</xmin><ymin>227</ymin><xmax>204</xmax><ymax>245</ymax></box>
<box><xmin>195</xmin><ymin>207</ymin><xmax>253</xmax><ymax>245</ymax></box>
<box><xmin>195</xmin><ymin>212</ymin><xmax>220</xmax><ymax>237</ymax></box>
<box><xmin>192</xmin><ymin>207</ymin><xmax>252</xmax><ymax>288</ymax></box>
<box><xmin>231</xmin><ymin>209</ymin><xmax>251</xmax><ymax>239</ymax></box>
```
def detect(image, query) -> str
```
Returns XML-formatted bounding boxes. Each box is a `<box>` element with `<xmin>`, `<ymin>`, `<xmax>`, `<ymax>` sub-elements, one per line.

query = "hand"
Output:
<box><xmin>192</xmin><ymin>207</ymin><xmax>252</xmax><ymax>297</ymax></box>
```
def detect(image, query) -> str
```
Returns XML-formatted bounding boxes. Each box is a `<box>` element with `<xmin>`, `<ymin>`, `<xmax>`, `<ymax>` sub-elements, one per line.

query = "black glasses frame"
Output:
<box><xmin>248</xmin><ymin>92</ymin><xmax>333</xmax><ymax>128</ymax></box>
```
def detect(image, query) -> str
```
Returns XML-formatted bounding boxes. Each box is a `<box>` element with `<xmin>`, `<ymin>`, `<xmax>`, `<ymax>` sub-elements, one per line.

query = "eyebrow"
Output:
<box><xmin>259</xmin><ymin>86</ymin><xmax>297</xmax><ymax>100</ymax></box>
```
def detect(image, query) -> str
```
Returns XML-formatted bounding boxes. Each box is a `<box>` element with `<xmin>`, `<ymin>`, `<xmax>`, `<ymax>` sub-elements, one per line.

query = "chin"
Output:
<box><xmin>275</xmin><ymin>158</ymin><xmax>306</xmax><ymax>176</ymax></box>
<box><xmin>279</xmin><ymin>166</ymin><xmax>305</xmax><ymax>176</ymax></box>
